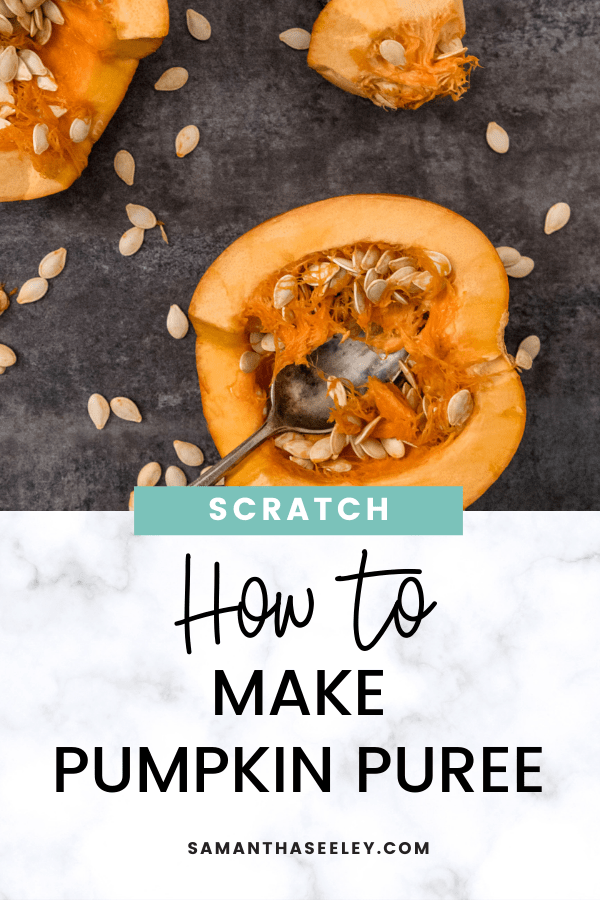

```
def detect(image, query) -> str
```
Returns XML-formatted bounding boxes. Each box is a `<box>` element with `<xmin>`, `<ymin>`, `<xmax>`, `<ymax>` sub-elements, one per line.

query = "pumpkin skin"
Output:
<box><xmin>0</xmin><ymin>0</ymin><xmax>169</xmax><ymax>202</ymax></box>
<box><xmin>307</xmin><ymin>0</ymin><xmax>478</xmax><ymax>110</ymax></box>
<box><xmin>189</xmin><ymin>195</ymin><xmax>526</xmax><ymax>508</ymax></box>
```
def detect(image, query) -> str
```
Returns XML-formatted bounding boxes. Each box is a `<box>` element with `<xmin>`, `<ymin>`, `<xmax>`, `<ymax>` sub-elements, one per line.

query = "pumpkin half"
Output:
<box><xmin>189</xmin><ymin>195</ymin><xmax>526</xmax><ymax>508</ymax></box>
<box><xmin>307</xmin><ymin>0</ymin><xmax>478</xmax><ymax>110</ymax></box>
<box><xmin>0</xmin><ymin>0</ymin><xmax>169</xmax><ymax>201</ymax></box>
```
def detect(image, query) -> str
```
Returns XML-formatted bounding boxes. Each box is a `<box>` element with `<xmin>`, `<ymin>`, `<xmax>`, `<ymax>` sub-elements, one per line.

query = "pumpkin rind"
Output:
<box><xmin>0</xmin><ymin>0</ymin><xmax>169</xmax><ymax>202</ymax></box>
<box><xmin>307</xmin><ymin>0</ymin><xmax>476</xmax><ymax>110</ymax></box>
<box><xmin>189</xmin><ymin>195</ymin><xmax>526</xmax><ymax>508</ymax></box>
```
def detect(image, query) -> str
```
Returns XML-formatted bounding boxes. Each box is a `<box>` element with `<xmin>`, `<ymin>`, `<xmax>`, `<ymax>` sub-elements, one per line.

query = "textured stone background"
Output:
<box><xmin>0</xmin><ymin>0</ymin><xmax>598</xmax><ymax>510</ymax></box>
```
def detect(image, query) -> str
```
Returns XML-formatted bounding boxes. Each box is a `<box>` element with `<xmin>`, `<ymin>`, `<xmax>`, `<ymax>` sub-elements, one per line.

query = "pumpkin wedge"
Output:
<box><xmin>307</xmin><ymin>0</ymin><xmax>478</xmax><ymax>110</ymax></box>
<box><xmin>0</xmin><ymin>0</ymin><xmax>169</xmax><ymax>201</ymax></box>
<box><xmin>189</xmin><ymin>195</ymin><xmax>526</xmax><ymax>508</ymax></box>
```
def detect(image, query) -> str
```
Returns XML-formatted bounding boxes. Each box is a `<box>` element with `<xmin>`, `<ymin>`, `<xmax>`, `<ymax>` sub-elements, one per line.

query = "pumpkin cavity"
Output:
<box><xmin>241</xmin><ymin>241</ymin><xmax>487</xmax><ymax>479</ymax></box>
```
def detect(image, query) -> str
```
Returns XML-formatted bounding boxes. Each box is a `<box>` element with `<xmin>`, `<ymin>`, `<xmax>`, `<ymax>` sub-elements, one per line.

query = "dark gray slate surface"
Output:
<box><xmin>0</xmin><ymin>0</ymin><xmax>598</xmax><ymax>510</ymax></box>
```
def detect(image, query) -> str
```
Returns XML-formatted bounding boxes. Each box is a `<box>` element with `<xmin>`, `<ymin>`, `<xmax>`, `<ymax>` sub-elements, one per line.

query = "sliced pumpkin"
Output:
<box><xmin>189</xmin><ymin>195</ymin><xmax>526</xmax><ymax>508</ymax></box>
<box><xmin>0</xmin><ymin>0</ymin><xmax>169</xmax><ymax>201</ymax></box>
<box><xmin>307</xmin><ymin>0</ymin><xmax>478</xmax><ymax>110</ymax></box>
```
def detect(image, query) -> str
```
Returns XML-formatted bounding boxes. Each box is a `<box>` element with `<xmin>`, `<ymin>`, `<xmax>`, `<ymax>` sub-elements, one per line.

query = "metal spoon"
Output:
<box><xmin>189</xmin><ymin>336</ymin><xmax>408</xmax><ymax>487</ymax></box>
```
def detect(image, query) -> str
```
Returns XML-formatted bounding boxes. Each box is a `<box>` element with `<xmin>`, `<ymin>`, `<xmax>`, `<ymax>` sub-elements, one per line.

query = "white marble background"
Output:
<box><xmin>0</xmin><ymin>511</ymin><xmax>599</xmax><ymax>900</ymax></box>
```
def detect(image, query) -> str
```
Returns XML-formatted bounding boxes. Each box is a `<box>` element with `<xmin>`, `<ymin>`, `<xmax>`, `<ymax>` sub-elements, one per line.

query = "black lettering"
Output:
<box><xmin>188</xmin><ymin>842</ymin><xmax>197</xmax><ymax>854</ymax></box>
<box><xmin>196</xmin><ymin>748</ymin><xmax>228</xmax><ymax>791</ymax></box>
<box><xmin>215</xmin><ymin>670</ymin><xmax>263</xmax><ymax>715</ymax></box>
<box><xmin>94</xmin><ymin>747</ymin><xmax>130</xmax><ymax>792</ymax></box>
<box><xmin>140</xmin><ymin>747</ymin><xmax>187</xmax><ymax>792</ymax></box>
<box><xmin>483</xmin><ymin>747</ymin><xmax>508</xmax><ymax>792</ymax></box>
<box><xmin>517</xmin><ymin>747</ymin><xmax>542</xmax><ymax>792</ymax></box>
<box><xmin>235</xmin><ymin>747</ymin><xmax>269</xmax><ymax>792</ymax></box>
<box><xmin>359</xmin><ymin>747</ymin><xmax>390</xmax><ymax>792</ymax></box>
<box><xmin>415</xmin><ymin>842</ymin><xmax>429</xmax><ymax>855</ymax></box>
<box><xmin>293</xmin><ymin>747</ymin><xmax>330</xmax><ymax>792</ymax></box>
<box><xmin>56</xmin><ymin>747</ymin><xmax>88</xmax><ymax>792</ymax></box>
<box><xmin>358</xmin><ymin>670</ymin><xmax>383</xmax><ymax>715</ymax></box>
<box><xmin>215</xmin><ymin>842</ymin><xmax>229</xmax><ymax>855</ymax></box>
<box><xmin>270</xmin><ymin>671</ymin><xmax>310</xmax><ymax>715</ymax></box>
<box><xmin>397</xmin><ymin>747</ymin><xmax>433</xmax><ymax>792</ymax></box>
<box><xmin>317</xmin><ymin>670</ymin><xmax>351</xmax><ymax>715</ymax></box>
<box><xmin>442</xmin><ymin>747</ymin><xmax>474</xmax><ymax>792</ymax></box>
<box><xmin>399</xmin><ymin>842</ymin><xmax>411</xmax><ymax>854</ymax></box>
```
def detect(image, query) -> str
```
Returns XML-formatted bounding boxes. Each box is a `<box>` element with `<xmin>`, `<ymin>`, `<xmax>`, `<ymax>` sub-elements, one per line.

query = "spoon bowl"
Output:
<box><xmin>189</xmin><ymin>336</ymin><xmax>407</xmax><ymax>486</ymax></box>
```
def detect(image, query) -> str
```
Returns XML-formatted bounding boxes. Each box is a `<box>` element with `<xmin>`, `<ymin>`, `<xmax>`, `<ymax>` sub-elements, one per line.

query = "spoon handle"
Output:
<box><xmin>188</xmin><ymin>420</ymin><xmax>282</xmax><ymax>487</ymax></box>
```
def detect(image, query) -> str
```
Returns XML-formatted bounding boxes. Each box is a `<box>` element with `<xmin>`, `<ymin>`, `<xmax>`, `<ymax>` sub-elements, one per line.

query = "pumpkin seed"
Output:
<box><xmin>436</xmin><ymin>37</ymin><xmax>465</xmax><ymax>59</ymax></box>
<box><xmin>350</xmin><ymin>435</ymin><xmax>367</xmax><ymax>459</ymax></box>
<box><xmin>273</xmin><ymin>274</ymin><xmax>296</xmax><ymax>308</ymax></box>
<box><xmin>353</xmin><ymin>280</ymin><xmax>367</xmax><ymax>314</ymax></box>
<box><xmin>17</xmin><ymin>276</ymin><xmax>48</xmax><ymax>304</ymax></box>
<box><xmin>4</xmin><ymin>0</ymin><xmax>25</xmax><ymax>17</ymax></box>
<box><xmin>42</xmin><ymin>0</ymin><xmax>62</xmax><ymax>24</ymax></box>
<box><xmin>381</xmin><ymin>437</ymin><xmax>405</xmax><ymax>458</ymax></box>
<box><xmin>167</xmin><ymin>304</ymin><xmax>189</xmax><ymax>339</ymax></box>
<box><xmin>70</xmin><ymin>117</ymin><xmax>90</xmax><ymax>143</ymax></box>
<box><xmin>87</xmin><ymin>393</ymin><xmax>110</xmax><ymax>430</ymax></box>
<box><xmin>518</xmin><ymin>334</ymin><xmax>540</xmax><ymax>360</ymax></box>
<box><xmin>119</xmin><ymin>226</ymin><xmax>144</xmax><ymax>257</ymax></box>
<box><xmin>110</xmin><ymin>397</ymin><xmax>142</xmax><ymax>422</ymax></box>
<box><xmin>361</xmin><ymin>245</ymin><xmax>379</xmax><ymax>270</ymax></box>
<box><xmin>36</xmin><ymin>72</ymin><xmax>56</xmax><ymax>90</ymax></box>
<box><xmin>0</xmin><ymin>116</ymin><xmax>10</xmax><ymax>129</ymax></box>
<box><xmin>274</xmin><ymin>431</ymin><xmax>295</xmax><ymax>449</ymax></box>
<box><xmin>15</xmin><ymin>57</ymin><xmax>32</xmax><ymax>80</ymax></box>
<box><xmin>0</xmin><ymin>343</ymin><xmax>16</xmax><ymax>366</ymax></box>
<box><xmin>18</xmin><ymin>47</ymin><xmax>45</xmax><ymax>74</ymax></box>
<box><xmin>447</xmin><ymin>389</ymin><xmax>473</xmax><ymax>426</ymax></box>
<box><xmin>544</xmin><ymin>202</ymin><xmax>570</xmax><ymax>235</ymax></box>
<box><xmin>261</xmin><ymin>333</ymin><xmax>276</xmax><ymax>352</ymax></box>
<box><xmin>174</xmin><ymin>440</ymin><xmax>204</xmax><ymax>467</ymax></box>
<box><xmin>327</xmin><ymin>378</ymin><xmax>347</xmax><ymax>408</ymax></box>
<box><xmin>284</xmin><ymin>439</ymin><xmax>313</xmax><ymax>459</ymax></box>
<box><xmin>330</xmin><ymin>425</ymin><xmax>346</xmax><ymax>457</ymax></box>
<box><xmin>49</xmin><ymin>104</ymin><xmax>66</xmax><ymax>117</ymax></box>
<box><xmin>128</xmin><ymin>491</ymin><xmax>135</xmax><ymax>511</ymax></box>
<box><xmin>379</xmin><ymin>39</ymin><xmax>406</xmax><ymax>67</ymax></box>
<box><xmin>324</xmin><ymin>460</ymin><xmax>352</xmax><ymax>473</ymax></box>
<box><xmin>279</xmin><ymin>27</ymin><xmax>311</xmax><ymax>50</ymax></box>
<box><xmin>114</xmin><ymin>149</ymin><xmax>135</xmax><ymax>185</ymax></box>
<box><xmin>424</xmin><ymin>250</ymin><xmax>451</xmax><ymax>276</ymax></box>
<box><xmin>186</xmin><ymin>9</ymin><xmax>210</xmax><ymax>40</ymax></box>
<box><xmin>486</xmin><ymin>121</ymin><xmax>509</xmax><ymax>154</ymax></box>
<box><xmin>411</xmin><ymin>271</ymin><xmax>433</xmax><ymax>291</ymax></box>
<box><xmin>389</xmin><ymin>256</ymin><xmax>415</xmax><ymax>271</ymax></box>
<box><xmin>356</xmin><ymin>416</ymin><xmax>382</xmax><ymax>445</ymax></box>
<box><xmin>375</xmin><ymin>249</ymin><xmax>395</xmax><ymax>274</ymax></box>
<box><xmin>155</xmin><ymin>67</ymin><xmax>189</xmax><ymax>91</ymax></box>
<box><xmin>38</xmin><ymin>247</ymin><xmax>66</xmax><ymax>279</ymax></box>
<box><xmin>360</xmin><ymin>438</ymin><xmax>387</xmax><ymax>459</ymax></box>
<box><xmin>505</xmin><ymin>256</ymin><xmax>534</xmax><ymax>278</ymax></box>
<box><xmin>137</xmin><ymin>462</ymin><xmax>161</xmax><ymax>487</ymax></box>
<box><xmin>0</xmin><ymin>45</ymin><xmax>18</xmax><ymax>82</ymax></box>
<box><xmin>0</xmin><ymin>15</ymin><xmax>12</xmax><ymax>35</ymax></box>
<box><xmin>398</xmin><ymin>358</ymin><xmax>418</xmax><ymax>390</ymax></box>
<box><xmin>159</xmin><ymin>223</ymin><xmax>169</xmax><ymax>244</ymax></box>
<box><xmin>495</xmin><ymin>246</ymin><xmax>521</xmax><ymax>268</ymax></box>
<box><xmin>310</xmin><ymin>437</ymin><xmax>333</xmax><ymax>463</ymax></box>
<box><xmin>36</xmin><ymin>17</ymin><xmax>52</xmax><ymax>44</ymax></box>
<box><xmin>126</xmin><ymin>203</ymin><xmax>156</xmax><ymax>229</ymax></box>
<box><xmin>239</xmin><ymin>350</ymin><xmax>261</xmax><ymax>373</ymax></box>
<box><xmin>176</xmin><ymin>124</ymin><xmax>199</xmax><ymax>158</ymax></box>
<box><xmin>290</xmin><ymin>456</ymin><xmax>314</xmax><ymax>470</ymax></box>
<box><xmin>515</xmin><ymin>348</ymin><xmax>533</xmax><ymax>370</ymax></box>
<box><xmin>366</xmin><ymin>278</ymin><xmax>387</xmax><ymax>303</ymax></box>
<box><xmin>0</xmin><ymin>287</ymin><xmax>9</xmax><ymax>313</ymax></box>
<box><xmin>166</xmin><ymin>465</ymin><xmax>187</xmax><ymax>486</ymax></box>
<box><xmin>0</xmin><ymin>366</ymin><xmax>5</xmax><ymax>374</ymax></box>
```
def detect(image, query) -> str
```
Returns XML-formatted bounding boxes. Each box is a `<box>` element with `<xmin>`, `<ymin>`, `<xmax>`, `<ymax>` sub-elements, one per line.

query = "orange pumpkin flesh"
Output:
<box><xmin>0</xmin><ymin>0</ymin><xmax>169</xmax><ymax>202</ymax></box>
<box><xmin>307</xmin><ymin>0</ymin><xmax>478</xmax><ymax>110</ymax></box>
<box><xmin>189</xmin><ymin>195</ymin><xmax>526</xmax><ymax>508</ymax></box>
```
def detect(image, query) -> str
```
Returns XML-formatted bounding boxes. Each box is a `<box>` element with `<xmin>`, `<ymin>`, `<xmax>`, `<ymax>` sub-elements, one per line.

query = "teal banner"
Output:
<box><xmin>134</xmin><ymin>486</ymin><xmax>463</xmax><ymax>536</ymax></box>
